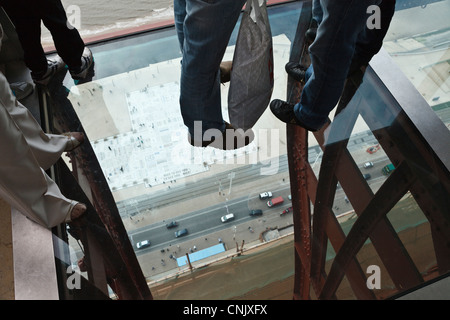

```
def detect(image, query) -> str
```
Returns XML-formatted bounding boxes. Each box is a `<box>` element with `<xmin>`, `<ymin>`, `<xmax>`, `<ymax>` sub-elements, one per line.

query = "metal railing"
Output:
<box><xmin>287</xmin><ymin>1</ymin><xmax>450</xmax><ymax>300</ymax></box>
<box><xmin>28</xmin><ymin>0</ymin><xmax>450</xmax><ymax>300</ymax></box>
<box><xmin>38</xmin><ymin>68</ymin><xmax>152</xmax><ymax>299</ymax></box>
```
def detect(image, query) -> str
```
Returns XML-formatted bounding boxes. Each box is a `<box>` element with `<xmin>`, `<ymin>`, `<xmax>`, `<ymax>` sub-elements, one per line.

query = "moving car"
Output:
<box><xmin>221</xmin><ymin>213</ymin><xmax>235</xmax><ymax>223</ymax></box>
<box><xmin>363</xmin><ymin>161</ymin><xmax>374</xmax><ymax>168</ymax></box>
<box><xmin>166</xmin><ymin>221</ymin><xmax>178</xmax><ymax>228</ymax></box>
<box><xmin>259</xmin><ymin>192</ymin><xmax>272</xmax><ymax>200</ymax></box>
<box><xmin>249</xmin><ymin>209</ymin><xmax>263</xmax><ymax>217</ymax></box>
<box><xmin>175</xmin><ymin>228</ymin><xmax>188</xmax><ymax>238</ymax></box>
<box><xmin>136</xmin><ymin>240</ymin><xmax>151</xmax><ymax>249</ymax></box>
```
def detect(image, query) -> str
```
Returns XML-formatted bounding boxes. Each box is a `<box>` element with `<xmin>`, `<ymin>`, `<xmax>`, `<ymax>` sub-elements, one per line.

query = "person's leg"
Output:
<box><xmin>174</xmin><ymin>0</ymin><xmax>187</xmax><ymax>51</ymax></box>
<box><xmin>0</xmin><ymin>75</ymin><xmax>68</xmax><ymax>169</ymax></box>
<box><xmin>177</xmin><ymin>0</ymin><xmax>246</xmax><ymax>136</ymax></box>
<box><xmin>312</xmin><ymin>0</ymin><xmax>323</xmax><ymax>24</ymax></box>
<box><xmin>0</xmin><ymin>2</ymin><xmax>48</xmax><ymax>75</ymax></box>
<box><xmin>294</xmin><ymin>0</ymin><xmax>380</xmax><ymax>130</ymax></box>
<box><xmin>350</xmin><ymin>0</ymin><xmax>396</xmax><ymax>74</ymax></box>
<box><xmin>0</xmin><ymin>85</ymin><xmax>75</xmax><ymax>228</ymax></box>
<box><xmin>40</xmin><ymin>0</ymin><xmax>85</xmax><ymax>70</ymax></box>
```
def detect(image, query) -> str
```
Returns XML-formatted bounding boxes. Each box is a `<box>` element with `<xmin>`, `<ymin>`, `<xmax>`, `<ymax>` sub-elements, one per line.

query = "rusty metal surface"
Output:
<box><xmin>45</xmin><ymin>76</ymin><xmax>152</xmax><ymax>300</ymax></box>
<box><xmin>319</xmin><ymin>162</ymin><xmax>416</xmax><ymax>299</ymax></box>
<box><xmin>285</xmin><ymin>0</ymin><xmax>312</xmax><ymax>300</ymax></box>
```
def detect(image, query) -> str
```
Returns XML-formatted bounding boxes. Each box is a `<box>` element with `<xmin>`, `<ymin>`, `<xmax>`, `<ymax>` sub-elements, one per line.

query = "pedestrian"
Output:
<box><xmin>174</xmin><ymin>0</ymin><xmax>254</xmax><ymax>150</ymax></box>
<box><xmin>270</xmin><ymin>0</ymin><xmax>396</xmax><ymax>131</ymax></box>
<box><xmin>0</xmin><ymin>22</ymin><xmax>86</xmax><ymax>228</ymax></box>
<box><xmin>0</xmin><ymin>0</ymin><xmax>93</xmax><ymax>85</ymax></box>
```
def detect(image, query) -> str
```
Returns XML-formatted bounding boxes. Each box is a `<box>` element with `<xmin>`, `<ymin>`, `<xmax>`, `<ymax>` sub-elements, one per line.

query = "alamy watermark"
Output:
<box><xmin>171</xmin><ymin>122</ymin><xmax>281</xmax><ymax>176</ymax></box>
<box><xmin>367</xmin><ymin>5</ymin><xmax>382</xmax><ymax>30</ymax></box>
<box><xmin>66</xmin><ymin>265</ymin><xmax>81</xmax><ymax>290</ymax></box>
<box><xmin>66</xmin><ymin>5</ymin><xmax>81</xmax><ymax>30</ymax></box>
<box><xmin>366</xmin><ymin>265</ymin><xmax>381</xmax><ymax>290</ymax></box>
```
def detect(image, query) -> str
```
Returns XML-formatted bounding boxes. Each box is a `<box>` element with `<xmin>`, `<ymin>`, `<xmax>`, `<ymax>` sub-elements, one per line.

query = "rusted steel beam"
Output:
<box><xmin>45</xmin><ymin>79</ymin><xmax>153</xmax><ymax>300</ymax></box>
<box><xmin>292</xmin><ymin>250</ymin><xmax>310</xmax><ymax>300</ymax></box>
<box><xmin>356</xmin><ymin>68</ymin><xmax>450</xmax><ymax>288</ymax></box>
<box><xmin>314</xmin><ymin>127</ymin><xmax>423</xmax><ymax>292</ymax></box>
<box><xmin>288</xmin><ymin>124</ymin><xmax>312</xmax><ymax>300</ymax></box>
<box><xmin>309</xmin><ymin>69</ymin><xmax>424</xmax><ymax>293</ymax></box>
<box><xmin>285</xmin><ymin>0</ymin><xmax>312</xmax><ymax>300</ymax></box>
<box><xmin>57</xmin><ymin>159</ymin><xmax>149</xmax><ymax>299</ymax></box>
<box><xmin>71</xmin><ymin>138</ymin><xmax>152</xmax><ymax>300</ymax></box>
<box><xmin>305</xmin><ymin>162</ymin><xmax>375</xmax><ymax>299</ymax></box>
<box><xmin>309</xmin><ymin>74</ymin><xmax>362</xmax><ymax>295</ymax></box>
<box><xmin>319</xmin><ymin>163</ymin><xmax>416</xmax><ymax>299</ymax></box>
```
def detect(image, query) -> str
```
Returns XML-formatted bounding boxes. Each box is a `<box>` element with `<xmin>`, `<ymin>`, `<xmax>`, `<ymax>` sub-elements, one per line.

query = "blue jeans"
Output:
<box><xmin>295</xmin><ymin>0</ymin><xmax>395</xmax><ymax>130</ymax></box>
<box><xmin>174</xmin><ymin>0</ymin><xmax>246</xmax><ymax>136</ymax></box>
<box><xmin>312</xmin><ymin>0</ymin><xmax>323</xmax><ymax>24</ymax></box>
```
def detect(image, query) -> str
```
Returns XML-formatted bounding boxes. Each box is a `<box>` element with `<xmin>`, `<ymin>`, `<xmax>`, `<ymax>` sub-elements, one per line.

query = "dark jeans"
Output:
<box><xmin>174</xmin><ymin>0</ymin><xmax>246</xmax><ymax>135</ymax></box>
<box><xmin>1</xmin><ymin>0</ymin><xmax>85</xmax><ymax>76</ymax></box>
<box><xmin>294</xmin><ymin>0</ymin><xmax>396</xmax><ymax>130</ymax></box>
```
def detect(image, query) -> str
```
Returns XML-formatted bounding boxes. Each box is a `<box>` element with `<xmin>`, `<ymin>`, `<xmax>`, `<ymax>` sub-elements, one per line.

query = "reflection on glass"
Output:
<box><xmin>49</xmin><ymin>1</ymin><xmax>449</xmax><ymax>299</ymax></box>
<box><xmin>383</xmin><ymin>0</ymin><xmax>450</xmax><ymax>128</ymax></box>
<box><xmin>60</xmin><ymin>3</ymin><xmax>303</xmax><ymax>283</ymax></box>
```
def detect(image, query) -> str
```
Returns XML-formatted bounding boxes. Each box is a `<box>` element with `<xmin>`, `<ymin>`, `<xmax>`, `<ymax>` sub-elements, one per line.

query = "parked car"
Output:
<box><xmin>221</xmin><ymin>213</ymin><xmax>235</xmax><ymax>223</ymax></box>
<box><xmin>363</xmin><ymin>161</ymin><xmax>374</xmax><ymax>168</ymax></box>
<box><xmin>136</xmin><ymin>240</ymin><xmax>151</xmax><ymax>249</ymax></box>
<box><xmin>249</xmin><ymin>209</ymin><xmax>263</xmax><ymax>217</ymax></box>
<box><xmin>259</xmin><ymin>191</ymin><xmax>272</xmax><ymax>200</ymax></box>
<box><xmin>363</xmin><ymin>173</ymin><xmax>371</xmax><ymax>180</ymax></box>
<box><xmin>175</xmin><ymin>228</ymin><xmax>188</xmax><ymax>238</ymax></box>
<box><xmin>166</xmin><ymin>221</ymin><xmax>178</xmax><ymax>229</ymax></box>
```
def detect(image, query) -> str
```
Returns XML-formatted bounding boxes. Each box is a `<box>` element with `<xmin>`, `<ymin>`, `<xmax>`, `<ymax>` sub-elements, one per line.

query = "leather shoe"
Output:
<box><xmin>270</xmin><ymin>99</ymin><xmax>319</xmax><ymax>132</ymax></box>
<box><xmin>305</xmin><ymin>19</ymin><xmax>318</xmax><ymax>43</ymax></box>
<box><xmin>285</xmin><ymin>62</ymin><xmax>307</xmax><ymax>83</ymax></box>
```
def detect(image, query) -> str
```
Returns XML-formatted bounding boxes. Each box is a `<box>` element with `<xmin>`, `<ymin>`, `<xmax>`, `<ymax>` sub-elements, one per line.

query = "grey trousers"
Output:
<box><xmin>0</xmin><ymin>71</ymin><xmax>75</xmax><ymax>228</ymax></box>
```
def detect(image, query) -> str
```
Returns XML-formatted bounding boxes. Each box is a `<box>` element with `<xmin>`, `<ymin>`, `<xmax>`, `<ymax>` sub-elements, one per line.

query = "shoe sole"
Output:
<box><xmin>270</xmin><ymin>99</ymin><xmax>319</xmax><ymax>132</ymax></box>
<box><xmin>70</xmin><ymin>48</ymin><xmax>94</xmax><ymax>80</ymax></box>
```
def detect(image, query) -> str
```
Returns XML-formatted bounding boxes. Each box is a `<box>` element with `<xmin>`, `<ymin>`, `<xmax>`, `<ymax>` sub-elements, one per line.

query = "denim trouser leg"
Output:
<box><xmin>312</xmin><ymin>0</ymin><xmax>323</xmax><ymax>24</ymax></box>
<box><xmin>174</xmin><ymin>0</ymin><xmax>246</xmax><ymax>136</ymax></box>
<box><xmin>352</xmin><ymin>0</ymin><xmax>396</xmax><ymax>68</ymax></box>
<box><xmin>294</xmin><ymin>0</ymin><xmax>380</xmax><ymax>130</ymax></box>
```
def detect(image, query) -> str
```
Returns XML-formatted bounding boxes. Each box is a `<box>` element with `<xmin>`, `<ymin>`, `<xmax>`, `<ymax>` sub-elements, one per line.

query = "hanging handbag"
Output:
<box><xmin>227</xmin><ymin>0</ymin><xmax>274</xmax><ymax>131</ymax></box>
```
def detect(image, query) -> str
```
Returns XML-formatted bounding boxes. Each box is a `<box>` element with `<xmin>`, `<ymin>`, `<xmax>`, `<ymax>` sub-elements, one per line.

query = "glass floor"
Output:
<box><xmin>49</xmin><ymin>0</ymin><xmax>450</xmax><ymax>290</ymax></box>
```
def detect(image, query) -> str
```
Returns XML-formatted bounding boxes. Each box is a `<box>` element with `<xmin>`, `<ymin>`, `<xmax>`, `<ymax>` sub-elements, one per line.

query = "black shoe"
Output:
<box><xmin>31</xmin><ymin>57</ymin><xmax>65</xmax><ymax>85</ymax></box>
<box><xmin>188</xmin><ymin>122</ymin><xmax>254</xmax><ymax>150</ymax></box>
<box><xmin>69</xmin><ymin>47</ymin><xmax>94</xmax><ymax>80</ymax></box>
<box><xmin>306</xmin><ymin>19</ymin><xmax>318</xmax><ymax>43</ymax></box>
<box><xmin>270</xmin><ymin>99</ymin><xmax>319</xmax><ymax>132</ymax></box>
<box><xmin>285</xmin><ymin>62</ymin><xmax>307</xmax><ymax>83</ymax></box>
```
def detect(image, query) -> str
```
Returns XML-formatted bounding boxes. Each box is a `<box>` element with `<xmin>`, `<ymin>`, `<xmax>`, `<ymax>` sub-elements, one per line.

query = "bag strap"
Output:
<box><xmin>246</xmin><ymin>0</ymin><xmax>264</xmax><ymax>21</ymax></box>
